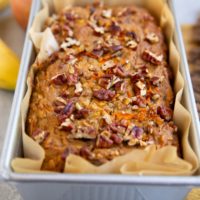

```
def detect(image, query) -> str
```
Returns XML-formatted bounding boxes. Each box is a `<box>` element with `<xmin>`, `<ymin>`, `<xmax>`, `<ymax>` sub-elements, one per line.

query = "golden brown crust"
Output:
<box><xmin>26</xmin><ymin>3</ymin><xmax>179</xmax><ymax>172</ymax></box>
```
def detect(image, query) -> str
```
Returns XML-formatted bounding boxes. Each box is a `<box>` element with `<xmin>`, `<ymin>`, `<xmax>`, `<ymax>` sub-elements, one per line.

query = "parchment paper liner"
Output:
<box><xmin>11</xmin><ymin>0</ymin><xmax>199</xmax><ymax>175</ymax></box>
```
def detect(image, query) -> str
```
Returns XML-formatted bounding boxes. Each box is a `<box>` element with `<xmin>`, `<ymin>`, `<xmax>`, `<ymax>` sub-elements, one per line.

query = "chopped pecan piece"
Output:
<box><xmin>88</xmin><ymin>17</ymin><xmax>105</xmax><ymax>34</ymax></box>
<box><xmin>102</xmin><ymin>9</ymin><xmax>112</xmax><ymax>18</ymax></box>
<box><xmin>54</xmin><ymin>97</ymin><xmax>67</xmax><ymax>106</ymax></box>
<box><xmin>91</xmin><ymin>49</ymin><xmax>104</xmax><ymax>58</ymax></box>
<box><xmin>157</xmin><ymin>106</ymin><xmax>173</xmax><ymax>121</ymax></box>
<box><xmin>98</xmin><ymin>76</ymin><xmax>111</xmax><ymax>88</ymax></box>
<box><xmin>96</xmin><ymin>134</ymin><xmax>113</xmax><ymax>148</ymax></box>
<box><xmin>126</xmin><ymin>40</ymin><xmax>138</xmax><ymax>50</ymax></box>
<box><xmin>102</xmin><ymin>60</ymin><xmax>116</xmax><ymax>71</ymax></box>
<box><xmin>132</xmin><ymin>96</ymin><xmax>146</xmax><ymax>108</ymax></box>
<box><xmin>93</xmin><ymin>89</ymin><xmax>115</xmax><ymax>101</ymax></box>
<box><xmin>113</xmin><ymin>65</ymin><xmax>128</xmax><ymax>77</ymax></box>
<box><xmin>32</xmin><ymin>129</ymin><xmax>49</xmax><ymax>144</ymax></box>
<box><xmin>131</xmin><ymin>73</ymin><xmax>143</xmax><ymax>83</ymax></box>
<box><xmin>110</xmin><ymin>134</ymin><xmax>123</xmax><ymax>144</ymax></box>
<box><xmin>109</xmin><ymin>123</ymin><xmax>126</xmax><ymax>134</ymax></box>
<box><xmin>102</xmin><ymin>113</ymin><xmax>112</xmax><ymax>125</ymax></box>
<box><xmin>109</xmin><ymin>45</ymin><xmax>123</xmax><ymax>52</ymax></box>
<box><xmin>60</xmin><ymin>37</ymin><xmax>80</xmax><ymax>49</ymax></box>
<box><xmin>66</xmin><ymin>71</ymin><xmax>79</xmax><ymax>86</ymax></box>
<box><xmin>146</xmin><ymin>33</ymin><xmax>159</xmax><ymax>43</ymax></box>
<box><xmin>75</xmin><ymin>82</ymin><xmax>83</xmax><ymax>94</ymax></box>
<box><xmin>80</xmin><ymin>146</ymin><xmax>93</xmax><ymax>159</ymax></box>
<box><xmin>109</xmin><ymin>21</ymin><xmax>121</xmax><ymax>35</ymax></box>
<box><xmin>106</xmin><ymin>76</ymin><xmax>121</xmax><ymax>89</ymax></box>
<box><xmin>152</xmin><ymin>94</ymin><xmax>160</xmax><ymax>101</ymax></box>
<box><xmin>74</xmin><ymin>108</ymin><xmax>89</xmax><ymax>119</ymax></box>
<box><xmin>51</xmin><ymin>73</ymin><xmax>67</xmax><ymax>85</ymax></box>
<box><xmin>136</xmin><ymin>81</ymin><xmax>145</xmax><ymax>90</ymax></box>
<box><xmin>59</xmin><ymin>119</ymin><xmax>74</xmax><ymax>131</ymax></box>
<box><xmin>73</xmin><ymin>126</ymin><xmax>97</xmax><ymax>139</ymax></box>
<box><xmin>151</xmin><ymin>76</ymin><xmax>164</xmax><ymax>86</ymax></box>
<box><xmin>126</xmin><ymin>31</ymin><xmax>139</xmax><ymax>43</ymax></box>
<box><xmin>142</xmin><ymin>50</ymin><xmax>163</xmax><ymax>65</ymax></box>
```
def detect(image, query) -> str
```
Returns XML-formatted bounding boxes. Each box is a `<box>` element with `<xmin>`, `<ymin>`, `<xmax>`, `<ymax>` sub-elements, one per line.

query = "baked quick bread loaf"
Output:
<box><xmin>26</xmin><ymin>2</ymin><xmax>179</xmax><ymax>172</ymax></box>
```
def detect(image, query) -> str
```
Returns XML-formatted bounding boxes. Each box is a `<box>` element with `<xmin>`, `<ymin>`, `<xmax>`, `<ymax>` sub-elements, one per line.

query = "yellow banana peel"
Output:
<box><xmin>0</xmin><ymin>39</ymin><xmax>20</xmax><ymax>90</ymax></box>
<box><xmin>0</xmin><ymin>0</ymin><xmax>9</xmax><ymax>10</ymax></box>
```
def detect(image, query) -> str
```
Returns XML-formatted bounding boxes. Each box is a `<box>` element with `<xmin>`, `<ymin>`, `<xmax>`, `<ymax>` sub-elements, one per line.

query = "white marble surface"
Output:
<box><xmin>0</xmin><ymin>1</ymin><xmax>200</xmax><ymax>200</ymax></box>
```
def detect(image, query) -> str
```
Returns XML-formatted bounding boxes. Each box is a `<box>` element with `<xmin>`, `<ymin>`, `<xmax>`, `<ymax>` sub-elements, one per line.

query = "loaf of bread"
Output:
<box><xmin>26</xmin><ymin>2</ymin><xmax>179</xmax><ymax>172</ymax></box>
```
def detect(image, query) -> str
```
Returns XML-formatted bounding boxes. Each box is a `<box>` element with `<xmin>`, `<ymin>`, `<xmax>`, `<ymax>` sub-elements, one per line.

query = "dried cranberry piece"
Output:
<box><xmin>131</xmin><ymin>126</ymin><xmax>143</xmax><ymax>139</ymax></box>
<box><xmin>96</xmin><ymin>135</ymin><xmax>113</xmax><ymax>148</ymax></box>
<box><xmin>110</xmin><ymin>134</ymin><xmax>123</xmax><ymax>144</ymax></box>
<box><xmin>74</xmin><ymin>109</ymin><xmax>89</xmax><ymax>119</ymax></box>
<box><xmin>157</xmin><ymin>106</ymin><xmax>172</xmax><ymax>121</ymax></box>
<box><xmin>93</xmin><ymin>89</ymin><xmax>115</xmax><ymax>101</ymax></box>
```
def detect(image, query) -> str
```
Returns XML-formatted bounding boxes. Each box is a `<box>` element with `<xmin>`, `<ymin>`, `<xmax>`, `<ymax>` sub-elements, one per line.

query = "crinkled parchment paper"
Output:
<box><xmin>11</xmin><ymin>0</ymin><xmax>199</xmax><ymax>175</ymax></box>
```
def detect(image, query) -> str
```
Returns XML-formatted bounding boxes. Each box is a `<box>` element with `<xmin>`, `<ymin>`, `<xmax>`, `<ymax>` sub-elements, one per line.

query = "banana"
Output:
<box><xmin>0</xmin><ymin>39</ymin><xmax>19</xmax><ymax>90</ymax></box>
<box><xmin>0</xmin><ymin>0</ymin><xmax>9</xmax><ymax>10</ymax></box>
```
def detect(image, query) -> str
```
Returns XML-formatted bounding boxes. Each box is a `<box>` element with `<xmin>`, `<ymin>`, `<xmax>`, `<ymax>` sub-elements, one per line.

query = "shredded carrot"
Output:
<box><xmin>127</xmin><ymin>91</ymin><xmax>132</xmax><ymax>98</ymax></box>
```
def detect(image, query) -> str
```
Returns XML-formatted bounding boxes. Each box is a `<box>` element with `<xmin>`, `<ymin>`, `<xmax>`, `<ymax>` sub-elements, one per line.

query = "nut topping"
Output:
<box><xmin>157</xmin><ymin>106</ymin><xmax>173</xmax><ymax>121</ymax></box>
<box><xmin>72</xmin><ymin>126</ymin><xmax>97</xmax><ymax>139</ymax></box>
<box><xmin>106</xmin><ymin>76</ymin><xmax>121</xmax><ymax>89</ymax></box>
<box><xmin>32</xmin><ymin>129</ymin><xmax>49</xmax><ymax>144</ymax></box>
<box><xmin>151</xmin><ymin>76</ymin><xmax>164</xmax><ymax>86</ymax></box>
<box><xmin>146</xmin><ymin>33</ymin><xmax>159</xmax><ymax>43</ymax></box>
<box><xmin>102</xmin><ymin>9</ymin><xmax>112</xmax><ymax>18</ymax></box>
<box><xmin>59</xmin><ymin>118</ymin><xmax>74</xmax><ymax>131</ymax></box>
<box><xmin>142</xmin><ymin>49</ymin><xmax>163</xmax><ymax>65</ymax></box>
<box><xmin>102</xmin><ymin>113</ymin><xmax>112</xmax><ymax>124</ymax></box>
<box><xmin>88</xmin><ymin>17</ymin><xmax>105</xmax><ymax>34</ymax></box>
<box><xmin>60</xmin><ymin>37</ymin><xmax>80</xmax><ymax>49</ymax></box>
<box><xmin>136</xmin><ymin>81</ymin><xmax>145</xmax><ymax>90</ymax></box>
<box><xmin>96</xmin><ymin>132</ymin><xmax>113</xmax><ymax>148</ymax></box>
<box><xmin>102</xmin><ymin>60</ymin><xmax>116</xmax><ymax>71</ymax></box>
<box><xmin>152</xmin><ymin>94</ymin><xmax>160</xmax><ymax>101</ymax></box>
<box><xmin>51</xmin><ymin>73</ymin><xmax>67</xmax><ymax>85</ymax></box>
<box><xmin>55</xmin><ymin>97</ymin><xmax>67</xmax><ymax>105</ymax></box>
<box><xmin>126</xmin><ymin>40</ymin><xmax>138</xmax><ymax>50</ymax></box>
<box><xmin>93</xmin><ymin>89</ymin><xmax>115</xmax><ymax>101</ymax></box>
<box><xmin>75</xmin><ymin>82</ymin><xmax>83</xmax><ymax>94</ymax></box>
